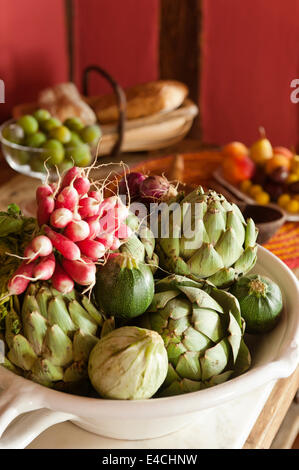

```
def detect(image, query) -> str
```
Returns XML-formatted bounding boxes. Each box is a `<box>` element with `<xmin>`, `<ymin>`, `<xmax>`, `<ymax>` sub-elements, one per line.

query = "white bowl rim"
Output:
<box><xmin>0</xmin><ymin>245</ymin><xmax>298</xmax><ymax>420</ymax></box>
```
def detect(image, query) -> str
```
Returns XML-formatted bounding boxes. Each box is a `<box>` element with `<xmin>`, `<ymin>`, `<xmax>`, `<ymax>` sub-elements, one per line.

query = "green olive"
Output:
<box><xmin>49</xmin><ymin>125</ymin><xmax>72</xmax><ymax>144</ymax></box>
<box><xmin>17</xmin><ymin>115</ymin><xmax>39</xmax><ymax>135</ymax></box>
<box><xmin>41</xmin><ymin>117</ymin><xmax>62</xmax><ymax>133</ymax></box>
<box><xmin>65</xmin><ymin>144</ymin><xmax>92</xmax><ymax>167</ymax></box>
<box><xmin>64</xmin><ymin>117</ymin><xmax>84</xmax><ymax>132</ymax></box>
<box><xmin>33</xmin><ymin>109</ymin><xmax>51</xmax><ymax>123</ymax></box>
<box><xmin>67</xmin><ymin>131</ymin><xmax>84</xmax><ymax>147</ymax></box>
<box><xmin>80</xmin><ymin>124</ymin><xmax>101</xmax><ymax>146</ymax></box>
<box><xmin>26</xmin><ymin>132</ymin><xmax>47</xmax><ymax>148</ymax></box>
<box><xmin>42</xmin><ymin>139</ymin><xmax>65</xmax><ymax>165</ymax></box>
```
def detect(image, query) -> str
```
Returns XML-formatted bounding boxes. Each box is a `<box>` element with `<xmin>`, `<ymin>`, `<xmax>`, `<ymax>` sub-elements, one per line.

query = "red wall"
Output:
<box><xmin>201</xmin><ymin>0</ymin><xmax>299</xmax><ymax>148</ymax></box>
<box><xmin>0</xmin><ymin>0</ymin><xmax>159</xmax><ymax>121</ymax></box>
<box><xmin>73</xmin><ymin>0</ymin><xmax>159</xmax><ymax>95</ymax></box>
<box><xmin>0</xmin><ymin>0</ymin><xmax>68</xmax><ymax>121</ymax></box>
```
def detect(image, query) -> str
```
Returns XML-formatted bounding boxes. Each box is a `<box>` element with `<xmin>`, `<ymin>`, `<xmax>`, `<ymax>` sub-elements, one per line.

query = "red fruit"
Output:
<box><xmin>61</xmin><ymin>167</ymin><xmax>82</xmax><ymax>188</ymax></box>
<box><xmin>55</xmin><ymin>185</ymin><xmax>79</xmax><ymax>211</ymax></box>
<box><xmin>74</xmin><ymin>177</ymin><xmax>91</xmax><ymax>196</ymax></box>
<box><xmin>273</xmin><ymin>146</ymin><xmax>293</xmax><ymax>160</ymax></box>
<box><xmin>37</xmin><ymin>195</ymin><xmax>55</xmax><ymax>226</ymax></box>
<box><xmin>50</xmin><ymin>208</ymin><xmax>73</xmax><ymax>229</ymax></box>
<box><xmin>33</xmin><ymin>253</ymin><xmax>56</xmax><ymax>280</ymax></box>
<box><xmin>222</xmin><ymin>142</ymin><xmax>249</xmax><ymax>158</ymax></box>
<box><xmin>51</xmin><ymin>262</ymin><xmax>74</xmax><ymax>293</ymax></box>
<box><xmin>64</xmin><ymin>220</ymin><xmax>90</xmax><ymax>242</ymax></box>
<box><xmin>76</xmin><ymin>239</ymin><xmax>106</xmax><ymax>261</ymax></box>
<box><xmin>44</xmin><ymin>225</ymin><xmax>81</xmax><ymax>260</ymax></box>
<box><xmin>7</xmin><ymin>261</ymin><xmax>35</xmax><ymax>296</ymax></box>
<box><xmin>36</xmin><ymin>184</ymin><xmax>53</xmax><ymax>204</ymax></box>
<box><xmin>62</xmin><ymin>257</ymin><xmax>96</xmax><ymax>286</ymax></box>
<box><xmin>222</xmin><ymin>154</ymin><xmax>255</xmax><ymax>184</ymax></box>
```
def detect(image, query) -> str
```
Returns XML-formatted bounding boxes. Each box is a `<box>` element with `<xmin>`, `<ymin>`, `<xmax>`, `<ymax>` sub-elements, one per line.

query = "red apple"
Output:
<box><xmin>273</xmin><ymin>146</ymin><xmax>293</xmax><ymax>160</ymax></box>
<box><xmin>222</xmin><ymin>154</ymin><xmax>255</xmax><ymax>184</ymax></box>
<box><xmin>222</xmin><ymin>141</ymin><xmax>249</xmax><ymax>159</ymax></box>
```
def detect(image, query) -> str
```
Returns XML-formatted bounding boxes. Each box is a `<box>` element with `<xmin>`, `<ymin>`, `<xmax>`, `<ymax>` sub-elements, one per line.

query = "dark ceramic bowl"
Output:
<box><xmin>240</xmin><ymin>203</ymin><xmax>286</xmax><ymax>244</ymax></box>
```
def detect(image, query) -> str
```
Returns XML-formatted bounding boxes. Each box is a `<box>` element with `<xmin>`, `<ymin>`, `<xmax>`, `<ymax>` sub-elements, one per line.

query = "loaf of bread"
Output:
<box><xmin>38</xmin><ymin>82</ymin><xmax>97</xmax><ymax>125</ymax></box>
<box><xmin>91</xmin><ymin>80</ymin><xmax>188</xmax><ymax>124</ymax></box>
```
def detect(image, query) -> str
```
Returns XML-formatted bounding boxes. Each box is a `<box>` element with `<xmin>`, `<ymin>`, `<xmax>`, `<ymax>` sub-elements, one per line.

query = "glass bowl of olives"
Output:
<box><xmin>0</xmin><ymin>110</ymin><xmax>101</xmax><ymax>181</ymax></box>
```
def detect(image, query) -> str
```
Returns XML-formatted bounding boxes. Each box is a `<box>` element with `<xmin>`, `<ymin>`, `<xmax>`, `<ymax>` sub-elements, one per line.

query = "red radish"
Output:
<box><xmin>78</xmin><ymin>197</ymin><xmax>100</xmax><ymax>218</ymax></box>
<box><xmin>74</xmin><ymin>176</ymin><xmax>90</xmax><ymax>196</ymax></box>
<box><xmin>88</xmin><ymin>190</ymin><xmax>102</xmax><ymax>202</ymax></box>
<box><xmin>114</xmin><ymin>203</ymin><xmax>130</xmax><ymax>223</ymax></box>
<box><xmin>110</xmin><ymin>237</ymin><xmax>121</xmax><ymax>251</ymax></box>
<box><xmin>115</xmin><ymin>223</ymin><xmax>132</xmax><ymax>239</ymax></box>
<box><xmin>76</xmin><ymin>239</ymin><xmax>106</xmax><ymax>260</ymax></box>
<box><xmin>85</xmin><ymin>215</ymin><xmax>101</xmax><ymax>239</ymax></box>
<box><xmin>31</xmin><ymin>236</ymin><xmax>53</xmax><ymax>257</ymax></box>
<box><xmin>36</xmin><ymin>184</ymin><xmax>53</xmax><ymax>204</ymax></box>
<box><xmin>44</xmin><ymin>226</ymin><xmax>81</xmax><ymax>260</ymax></box>
<box><xmin>24</xmin><ymin>243</ymin><xmax>40</xmax><ymax>262</ymax></box>
<box><xmin>97</xmin><ymin>196</ymin><xmax>117</xmax><ymax>218</ymax></box>
<box><xmin>52</xmin><ymin>262</ymin><xmax>74</xmax><ymax>293</ymax></box>
<box><xmin>50</xmin><ymin>208</ymin><xmax>73</xmax><ymax>229</ymax></box>
<box><xmin>37</xmin><ymin>195</ymin><xmax>55</xmax><ymax>226</ymax></box>
<box><xmin>95</xmin><ymin>233</ymin><xmax>114</xmax><ymax>249</ymax></box>
<box><xmin>62</xmin><ymin>257</ymin><xmax>96</xmax><ymax>286</ymax></box>
<box><xmin>55</xmin><ymin>185</ymin><xmax>79</xmax><ymax>211</ymax></box>
<box><xmin>49</xmin><ymin>182</ymin><xmax>58</xmax><ymax>193</ymax></box>
<box><xmin>98</xmin><ymin>207</ymin><xmax>121</xmax><ymax>234</ymax></box>
<box><xmin>33</xmin><ymin>253</ymin><xmax>55</xmax><ymax>280</ymax></box>
<box><xmin>7</xmin><ymin>261</ymin><xmax>35</xmax><ymax>296</ymax></box>
<box><xmin>64</xmin><ymin>220</ymin><xmax>90</xmax><ymax>242</ymax></box>
<box><xmin>61</xmin><ymin>166</ymin><xmax>82</xmax><ymax>188</ymax></box>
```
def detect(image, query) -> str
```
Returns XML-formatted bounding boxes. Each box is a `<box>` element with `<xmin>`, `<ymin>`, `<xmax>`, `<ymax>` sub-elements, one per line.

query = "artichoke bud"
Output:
<box><xmin>245</xmin><ymin>218</ymin><xmax>258</xmax><ymax>248</ymax></box>
<box><xmin>226</xmin><ymin>211</ymin><xmax>245</xmax><ymax>244</ymax></box>
<box><xmin>81</xmin><ymin>296</ymin><xmax>103</xmax><ymax>326</ymax></box>
<box><xmin>234</xmin><ymin>246</ymin><xmax>257</xmax><ymax>274</ymax></box>
<box><xmin>73</xmin><ymin>330</ymin><xmax>98</xmax><ymax>362</ymax></box>
<box><xmin>100</xmin><ymin>317</ymin><xmax>115</xmax><ymax>338</ymax></box>
<box><xmin>207</xmin><ymin>268</ymin><xmax>235</xmax><ymax>287</ymax></box>
<box><xmin>187</xmin><ymin>243</ymin><xmax>224</xmax><ymax>278</ymax></box>
<box><xmin>23</xmin><ymin>311</ymin><xmax>47</xmax><ymax>355</ymax></box>
<box><xmin>5</xmin><ymin>283</ymin><xmax>108</xmax><ymax>389</ymax></box>
<box><xmin>48</xmin><ymin>297</ymin><xmax>76</xmax><ymax>335</ymax></box>
<box><xmin>68</xmin><ymin>300</ymin><xmax>97</xmax><ymax>336</ymax></box>
<box><xmin>215</xmin><ymin>228</ymin><xmax>244</xmax><ymax>267</ymax></box>
<box><xmin>36</xmin><ymin>287</ymin><xmax>52</xmax><ymax>319</ymax></box>
<box><xmin>31</xmin><ymin>358</ymin><xmax>64</xmax><ymax>386</ymax></box>
<box><xmin>88</xmin><ymin>326</ymin><xmax>168</xmax><ymax>400</ymax></box>
<box><xmin>156</xmin><ymin>187</ymin><xmax>257</xmax><ymax>287</ymax></box>
<box><xmin>43</xmin><ymin>325</ymin><xmax>73</xmax><ymax>367</ymax></box>
<box><xmin>7</xmin><ymin>334</ymin><xmax>37</xmax><ymax>371</ymax></box>
<box><xmin>64</xmin><ymin>361</ymin><xmax>88</xmax><ymax>383</ymax></box>
<box><xmin>145</xmin><ymin>275</ymin><xmax>251</xmax><ymax>396</ymax></box>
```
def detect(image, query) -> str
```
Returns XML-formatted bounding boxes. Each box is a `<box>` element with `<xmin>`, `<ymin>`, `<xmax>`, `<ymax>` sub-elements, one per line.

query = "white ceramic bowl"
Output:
<box><xmin>0</xmin><ymin>246</ymin><xmax>298</xmax><ymax>448</ymax></box>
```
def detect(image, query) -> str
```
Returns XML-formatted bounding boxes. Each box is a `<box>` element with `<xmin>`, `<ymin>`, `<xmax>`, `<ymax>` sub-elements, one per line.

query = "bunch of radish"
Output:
<box><xmin>7</xmin><ymin>166</ymin><xmax>131</xmax><ymax>296</ymax></box>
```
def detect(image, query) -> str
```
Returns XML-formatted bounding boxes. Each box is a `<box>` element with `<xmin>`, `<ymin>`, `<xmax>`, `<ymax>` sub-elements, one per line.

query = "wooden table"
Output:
<box><xmin>0</xmin><ymin>139</ymin><xmax>298</xmax><ymax>449</ymax></box>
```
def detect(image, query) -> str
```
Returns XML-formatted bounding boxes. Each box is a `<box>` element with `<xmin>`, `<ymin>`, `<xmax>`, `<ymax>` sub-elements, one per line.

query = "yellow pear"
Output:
<box><xmin>250</xmin><ymin>127</ymin><xmax>273</xmax><ymax>165</ymax></box>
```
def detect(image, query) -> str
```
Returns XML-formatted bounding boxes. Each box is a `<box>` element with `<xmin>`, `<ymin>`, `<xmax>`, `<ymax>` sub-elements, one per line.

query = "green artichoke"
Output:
<box><xmin>120</xmin><ymin>213</ymin><xmax>159</xmax><ymax>273</ymax></box>
<box><xmin>155</xmin><ymin>187</ymin><xmax>258</xmax><ymax>287</ymax></box>
<box><xmin>88</xmin><ymin>326</ymin><xmax>168</xmax><ymax>399</ymax></box>
<box><xmin>3</xmin><ymin>283</ymin><xmax>113</xmax><ymax>389</ymax></box>
<box><xmin>142</xmin><ymin>275</ymin><xmax>251</xmax><ymax>396</ymax></box>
